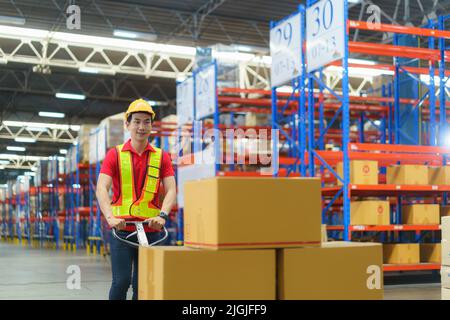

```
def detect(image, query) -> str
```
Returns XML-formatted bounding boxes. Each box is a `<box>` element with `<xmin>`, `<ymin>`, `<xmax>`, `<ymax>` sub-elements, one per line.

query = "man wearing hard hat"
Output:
<box><xmin>96</xmin><ymin>99</ymin><xmax>176</xmax><ymax>300</ymax></box>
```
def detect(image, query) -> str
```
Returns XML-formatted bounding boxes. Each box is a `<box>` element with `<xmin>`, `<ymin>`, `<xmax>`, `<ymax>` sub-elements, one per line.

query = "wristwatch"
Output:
<box><xmin>159</xmin><ymin>211</ymin><xmax>169</xmax><ymax>222</ymax></box>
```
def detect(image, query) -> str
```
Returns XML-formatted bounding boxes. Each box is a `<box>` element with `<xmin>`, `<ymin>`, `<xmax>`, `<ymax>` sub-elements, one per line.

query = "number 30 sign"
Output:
<box><xmin>306</xmin><ymin>0</ymin><xmax>345</xmax><ymax>72</ymax></box>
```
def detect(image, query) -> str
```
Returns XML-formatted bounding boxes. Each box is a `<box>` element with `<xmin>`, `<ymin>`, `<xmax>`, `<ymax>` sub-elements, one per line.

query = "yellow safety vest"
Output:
<box><xmin>111</xmin><ymin>144</ymin><xmax>162</xmax><ymax>219</ymax></box>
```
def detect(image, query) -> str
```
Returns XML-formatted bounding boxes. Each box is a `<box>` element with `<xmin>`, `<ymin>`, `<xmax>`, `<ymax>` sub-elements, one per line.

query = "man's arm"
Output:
<box><xmin>146</xmin><ymin>176</ymin><xmax>177</xmax><ymax>230</ymax></box>
<box><xmin>160</xmin><ymin>176</ymin><xmax>177</xmax><ymax>214</ymax></box>
<box><xmin>96</xmin><ymin>173</ymin><xmax>125</xmax><ymax>230</ymax></box>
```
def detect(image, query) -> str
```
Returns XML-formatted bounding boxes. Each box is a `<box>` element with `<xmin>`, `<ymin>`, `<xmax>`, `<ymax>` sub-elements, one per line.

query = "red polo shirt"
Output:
<box><xmin>100</xmin><ymin>139</ymin><xmax>175</xmax><ymax>232</ymax></box>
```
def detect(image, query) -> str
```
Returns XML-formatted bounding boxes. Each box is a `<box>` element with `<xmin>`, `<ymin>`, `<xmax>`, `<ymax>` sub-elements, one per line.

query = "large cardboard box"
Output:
<box><xmin>386</xmin><ymin>165</ymin><xmax>428</xmax><ymax>185</ymax></box>
<box><xmin>383</xmin><ymin>244</ymin><xmax>420</xmax><ymax>264</ymax></box>
<box><xmin>442</xmin><ymin>287</ymin><xmax>450</xmax><ymax>300</ymax></box>
<box><xmin>429</xmin><ymin>166</ymin><xmax>450</xmax><ymax>185</ymax></box>
<box><xmin>138</xmin><ymin>246</ymin><xmax>275</xmax><ymax>300</ymax></box>
<box><xmin>441</xmin><ymin>266</ymin><xmax>450</xmax><ymax>289</ymax></box>
<box><xmin>420</xmin><ymin>243</ymin><xmax>441</xmax><ymax>263</ymax></box>
<box><xmin>277</xmin><ymin>242</ymin><xmax>384</xmax><ymax>300</ymax></box>
<box><xmin>337</xmin><ymin>161</ymin><xmax>378</xmax><ymax>185</ymax></box>
<box><xmin>184</xmin><ymin>177</ymin><xmax>322</xmax><ymax>250</ymax></box>
<box><xmin>350</xmin><ymin>201</ymin><xmax>390</xmax><ymax>225</ymax></box>
<box><xmin>402</xmin><ymin>204</ymin><xmax>439</xmax><ymax>225</ymax></box>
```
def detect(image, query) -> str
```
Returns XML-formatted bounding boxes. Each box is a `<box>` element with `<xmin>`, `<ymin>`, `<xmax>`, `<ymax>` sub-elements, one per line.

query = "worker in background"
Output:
<box><xmin>96</xmin><ymin>99</ymin><xmax>176</xmax><ymax>300</ymax></box>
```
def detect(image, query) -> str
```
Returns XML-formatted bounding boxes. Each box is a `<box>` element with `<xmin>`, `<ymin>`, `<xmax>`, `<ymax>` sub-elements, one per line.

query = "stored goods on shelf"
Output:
<box><xmin>429</xmin><ymin>166</ymin><xmax>450</xmax><ymax>185</ymax></box>
<box><xmin>337</xmin><ymin>160</ymin><xmax>378</xmax><ymax>185</ymax></box>
<box><xmin>386</xmin><ymin>165</ymin><xmax>428</xmax><ymax>185</ymax></box>
<box><xmin>350</xmin><ymin>201</ymin><xmax>390</xmax><ymax>225</ymax></box>
<box><xmin>402</xmin><ymin>204</ymin><xmax>439</xmax><ymax>225</ymax></box>
<box><xmin>383</xmin><ymin>244</ymin><xmax>420</xmax><ymax>264</ymax></box>
<box><xmin>420</xmin><ymin>243</ymin><xmax>441</xmax><ymax>263</ymax></box>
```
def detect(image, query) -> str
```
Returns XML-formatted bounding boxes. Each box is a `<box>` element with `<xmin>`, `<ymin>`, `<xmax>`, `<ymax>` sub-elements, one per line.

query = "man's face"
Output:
<box><xmin>126</xmin><ymin>112</ymin><xmax>152</xmax><ymax>142</ymax></box>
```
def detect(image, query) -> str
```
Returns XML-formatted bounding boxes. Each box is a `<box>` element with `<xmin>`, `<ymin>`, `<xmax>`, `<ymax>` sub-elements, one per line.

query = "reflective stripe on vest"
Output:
<box><xmin>112</xmin><ymin>144</ymin><xmax>162</xmax><ymax>219</ymax></box>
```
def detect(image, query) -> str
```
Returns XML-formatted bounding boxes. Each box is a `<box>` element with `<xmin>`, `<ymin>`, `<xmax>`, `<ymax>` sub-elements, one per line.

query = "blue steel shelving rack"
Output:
<box><xmin>268</xmin><ymin>1</ymin><xmax>449</xmax><ymax>271</ymax></box>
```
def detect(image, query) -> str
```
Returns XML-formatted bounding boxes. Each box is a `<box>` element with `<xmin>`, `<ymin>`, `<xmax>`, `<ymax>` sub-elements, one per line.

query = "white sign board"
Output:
<box><xmin>176</xmin><ymin>77</ymin><xmax>194</xmax><ymax>126</ymax></box>
<box><xmin>306</xmin><ymin>0</ymin><xmax>344</xmax><ymax>72</ymax></box>
<box><xmin>270</xmin><ymin>12</ymin><xmax>302</xmax><ymax>87</ymax></box>
<box><xmin>195</xmin><ymin>63</ymin><xmax>216</xmax><ymax>120</ymax></box>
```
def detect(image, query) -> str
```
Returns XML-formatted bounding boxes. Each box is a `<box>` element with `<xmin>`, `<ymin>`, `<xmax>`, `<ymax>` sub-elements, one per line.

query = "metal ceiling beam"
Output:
<box><xmin>0</xmin><ymin>68</ymin><xmax>173</xmax><ymax>103</ymax></box>
<box><xmin>0</xmin><ymin>122</ymin><xmax>77</xmax><ymax>143</ymax></box>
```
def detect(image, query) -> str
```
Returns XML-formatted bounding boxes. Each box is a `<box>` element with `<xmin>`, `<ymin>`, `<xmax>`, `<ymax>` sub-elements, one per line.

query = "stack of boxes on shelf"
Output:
<box><xmin>441</xmin><ymin>217</ymin><xmax>450</xmax><ymax>299</ymax></box>
<box><xmin>89</xmin><ymin>113</ymin><xmax>126</xmax><ymax>165</ymax></box>
<box><xmin>335</xmin><ymin>160</ymin><xmax>445</xmax><ymax>266</ymax></box>
<box><xmin>138</xmin><ymin>177</ymin><xmax>384</xmax><ymax>300</ymax></box>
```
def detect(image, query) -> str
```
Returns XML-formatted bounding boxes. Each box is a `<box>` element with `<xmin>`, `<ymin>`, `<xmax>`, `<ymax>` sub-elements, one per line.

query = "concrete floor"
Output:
<box><xmin>0</xmin><ymin>242</ymin><xmax>442</xmax><ymax>300</ymax></box>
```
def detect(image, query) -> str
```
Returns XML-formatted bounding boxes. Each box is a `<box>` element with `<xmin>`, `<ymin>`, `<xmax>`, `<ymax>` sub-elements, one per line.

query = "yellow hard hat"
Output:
<box><xmin>125</xmin><ymin>99</ymin><xmax>156</xmax><ymax>121</ymax></box>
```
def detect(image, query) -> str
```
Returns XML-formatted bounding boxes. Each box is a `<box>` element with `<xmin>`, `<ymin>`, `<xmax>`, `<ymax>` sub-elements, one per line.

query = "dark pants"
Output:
<box><xmin>109</xmin><ymin>230</ymin><xmax>166</xmax><ymax>300</ymax></box>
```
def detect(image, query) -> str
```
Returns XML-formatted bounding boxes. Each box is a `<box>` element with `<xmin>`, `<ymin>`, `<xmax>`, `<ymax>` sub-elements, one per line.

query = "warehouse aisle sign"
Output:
<box><xmin>270</xmin><ymin>12</ymin><xmax>302</xmax><ymax>87</ymax></box>
<box><xmin>195</xmin><ymin>63</ymin><xmax>216</xmax><ymax>120</ymax></box>
<box><xmin>176</xmin><ymin>77</ymin><xmax>194</xmax><ymax>126</ymax></box>
<box><xmin>306</xmin><ymin>0</ymin><xmax>344</xmax><ymax>72</ymax></box>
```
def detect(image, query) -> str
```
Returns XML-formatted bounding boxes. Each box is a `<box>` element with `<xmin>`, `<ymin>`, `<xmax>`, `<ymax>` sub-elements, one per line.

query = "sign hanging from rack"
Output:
<box><xmin>195</xmin><ymin>63</ymin><xmax>216</xmax><ymax>120</ymax></box>
<box><xmin>306</xmin><ymin>0</ymin><xmax>345</xmax><ymax>72</ymax></box>
<box><xmin>176</xmin><ymin>77</ymin><xmax>194</xmax><ymax>126</ymax></box>
<box><xmin>270</xmin><ymin>12</ymin><xmax>302</xmax><ymax>87</ymax></box>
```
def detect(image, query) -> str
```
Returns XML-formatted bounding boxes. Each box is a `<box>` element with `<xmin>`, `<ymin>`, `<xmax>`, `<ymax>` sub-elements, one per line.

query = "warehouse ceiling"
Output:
<box><xmin>0</xmin><ymin>0</ymin><xmax>448</xmax><ymax>179</ymax></box>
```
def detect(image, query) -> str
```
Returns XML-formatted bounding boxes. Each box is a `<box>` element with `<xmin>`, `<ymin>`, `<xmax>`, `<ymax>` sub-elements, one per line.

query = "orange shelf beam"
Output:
<box><xmin>349</xmin><ymin>41</ymin><xmax>448</xmax><ymax>62</ymax></box>
<box><xmin>326</xmin><ymin>225</ymin><xmax>440</xmax><ymax>232</ymax></box>
<box><xmin>349</xmin><ymin>20</ymin><xmax>450</xmax><ymax>39</ymax></box>
<box><xmin>383</xmin><ymin>263</ymin><xmax>441</xmax><ymax>272</ymax></box>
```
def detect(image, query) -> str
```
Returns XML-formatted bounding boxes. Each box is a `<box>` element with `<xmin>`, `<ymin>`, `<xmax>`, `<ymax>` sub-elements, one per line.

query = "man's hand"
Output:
<box><xmin>145</xmin><ymin>217</ymin><xmax>166</xmax><ymax>231</ymax></box>
<box><xmin>107</xmin><ymin>216</ymin><xmax>126</xmax><ymax>230</ymax></box>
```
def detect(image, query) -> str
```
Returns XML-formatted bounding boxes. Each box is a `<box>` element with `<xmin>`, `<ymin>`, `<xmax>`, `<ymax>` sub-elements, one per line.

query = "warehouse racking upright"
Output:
<box><xmin>269</xmin><ymin>0</ymin><xmax>450</xmax><ymax>272</ymax></box>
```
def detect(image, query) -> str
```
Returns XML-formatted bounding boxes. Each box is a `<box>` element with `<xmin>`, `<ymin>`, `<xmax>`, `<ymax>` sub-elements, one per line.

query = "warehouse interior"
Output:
<box><xmin>0</xmin><ymin>0</ymin><xmax>449</xmax><ymax>301</ymax></box>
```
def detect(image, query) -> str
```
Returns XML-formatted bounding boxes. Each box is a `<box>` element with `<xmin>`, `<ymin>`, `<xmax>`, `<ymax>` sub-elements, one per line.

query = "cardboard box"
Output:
<box><xmin>337</xmin><ymin>161</ymin><xmax>378</xmax><ymax>185</ymax></box>
<box><xmin>441</xmin><ymin>266</ymin><xmax>450</xmax><ymax>289</ymax></box>
<box><xmin>402</xmin><ymin>204</ymin><xmax>439</xmax><ymax>225</ymax></box>
<box><xmin>441</xmin><ymin>206</ymin><xmax>450</xmax><ymax>222</ymax></box>
<box><xmin>350</xmin><ymin>201</ymin><xmax>390</xmax><ymax>225</ymax></box>
<box><xmin>386</xmin><ymin>165</ymin><xmax>428</xmax><ymax>185</ymax></box>
<box><xmin>442</xmin><ymin>287</ymin><xmax>450</xmax><ymax>300</ymax></box>
<box><xmin>77</xmin><ymin>124</ymin><xmax>97</xmax><ymax>164</ymax></box>
<box><xmin>420</xmin><ymin>243</ymin><xmax>441</xmax><ymax>263</ymax></box>
<box><xmin>138</xmin><ymin>246</ymin><xmax>275</xmax><ymax>300</ymax></box>
<box><xmin>184</xmin><ymin>177</ymin><xmax>322</xmax><ymax>250</ymax></box>
<box><xmin>429</xmin><ymin>166</ymin><xmax>450</xmax><ymax>185</ymax></box>
<box><xmin>442</xmin><ymin>239</ymin><xmax>450</xmax><ymax>266</ymax></box>
<box><xmin>442</xmin><ymin>216</ymin><xmax>450</xmax><ymax>241</ymax></box>
<box><xmin>321</xmin><ymin>224</ymin><xmax>328</xmax><ymax>242</ymax></box>
<box><xmin>383</xmin><ymin>244</ymin><xmax>420</xmax><ymax>264</ymax></box>
<box><xmin>277</xmin><ymin>242</ymin><xmax>384</xmax><ymax>300</ymax></box>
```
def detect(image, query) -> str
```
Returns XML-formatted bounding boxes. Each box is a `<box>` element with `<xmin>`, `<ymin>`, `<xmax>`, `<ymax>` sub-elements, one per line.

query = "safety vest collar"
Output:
<box><xmin>121</xmin><ymin>139</ymin><xmax>155</xmax><ymax>154</ymax></box>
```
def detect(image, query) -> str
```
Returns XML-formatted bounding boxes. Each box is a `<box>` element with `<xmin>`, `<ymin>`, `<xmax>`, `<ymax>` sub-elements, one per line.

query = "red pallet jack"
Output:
<box><xmin>112</xmin><ymin>221</ymin><xmax>168</xmax><ymax>247</ymax></box>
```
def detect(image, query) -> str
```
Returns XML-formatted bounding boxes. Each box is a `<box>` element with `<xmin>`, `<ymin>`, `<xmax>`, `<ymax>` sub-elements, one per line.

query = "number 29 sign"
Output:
<box><xmin>306</xmin><ymin>0</ymin><xmax>344</xmax><ymax>72</ymax></box>
<box><xmin>270</xmin><ymin>12</ymin><xmax>302</xmax><ymax>87</ymax></box>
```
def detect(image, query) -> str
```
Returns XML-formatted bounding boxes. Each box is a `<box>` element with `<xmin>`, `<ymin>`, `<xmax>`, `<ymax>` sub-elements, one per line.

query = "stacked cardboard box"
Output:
<box><xmin>90</xmin><ymin>113</ymin><xmax>126</xmax><ymax>163</ymax></box>
<box><xmin>337</xmin><ymin>160</ymin><xmax>378</xmax><ymax>185</ymax></box>
<box><xmin>442</xmin><ymin>217</ymin><xmax>450</xmax><ymax>300</ymax></box>
<box><xmin>77</xmin><ymin>125</ymin><xmax>97</xmax><ymax>164</ymax></box>
<box><xmin>429</xmin><ymin>166</ymin><xmax>450</xmax><ymax>185</ymax></box>
<box><xmin>383</xmin><ymin>244</ymin><xmax>420</xmax><ymax>264</ymax></box>
<box><xmin>402</xmin><ymin>204</ymin><xmax>439</xmax><ymax>225</ymax></box>
<box><xmin>386</xmin><ymin>165</ymin><xmax>428</xmax><ymax>185</ymax></box>
<box><xmin>350</xmin><ymin>201</ymin><xmax>390</xmax><ymax>225</ymax></box>
<box><xmin>139</xmin><ymin>177</ymin><xmax>384</xmax><ymax>300</ymax></box>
